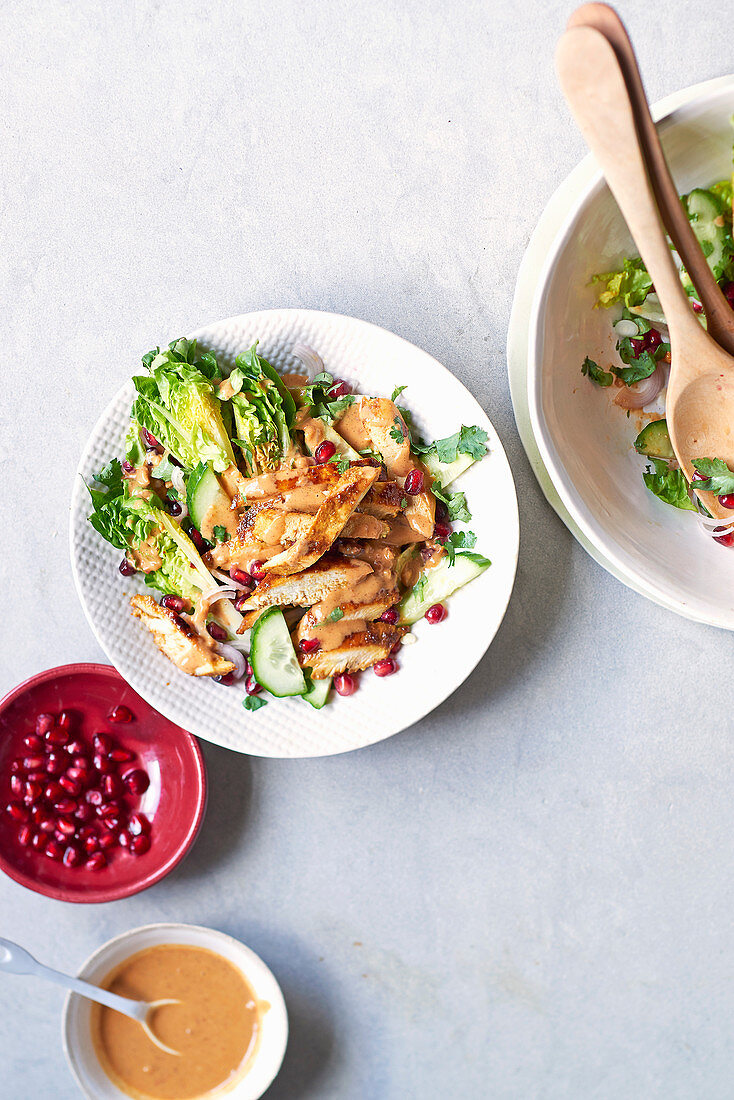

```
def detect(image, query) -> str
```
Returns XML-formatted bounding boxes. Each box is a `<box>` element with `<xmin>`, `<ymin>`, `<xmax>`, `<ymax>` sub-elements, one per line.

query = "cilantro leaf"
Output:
<box><xmin>690</xmin><ymin>457</ymin><xmax>734</xmax><ymax>495</ymax></box>
<box><xmin>300</xmin><ymin>372</ymin><xmax>334</xmax><ymax>406</ymax></box>
<box><xmin>581</xmin><ymin>356</ymin><xmax>613</xmax><ymax>387</ymax></box>
<box><xmin>329</xmin><ymin>608</ymin><xmax>344</xmax><ymax>622</ymax></box>
<box><xmin>212</xmin><ymin>525</ymin><xmax>229</xmax><ymax>543</ymax></box>
<box><xmin>328</xmin><ymin>454</ymin><xmax>350</xmax><ymax>474</ymax></box>
<box><xmin>389</xmin><ymin>416</ymin><xmax>407</xmax><ymax>444</ymax></box>
<box><xmin>391</xmin><ymin>384</ymin><xmax>407</xmax><ymax>401</ymax></box>
<box><xmin>243</xmin><ymin>695</ymin><xmax>267</xmax><ymax>712</ymax></box>
<box><xmin>441</xmin><ymin>529</ymin><xmax>477</xmax><ymax>566</ymax></box>
<box><xmin>591</xmin><ymin>257</ymin><xmax>652</xmax><ymax>308</ymax></box>
<box><xmin>642</xmin><ymin>459</ymin><xmax>697</xmax><ymax>511</ymax></box>
<box><xmin>432</xmin><ymin>481</ymin><xmax>471</xmax><ymax>522</ymax></box>
<box><xmin>433</xmin><ymin>425</ymin><xmax>489</xmax><ymax>463</ymax></box>
<box><xmin>612</xmin><ymin>336</ymin><xmax>668</xmax><ymax>386</ymax></box>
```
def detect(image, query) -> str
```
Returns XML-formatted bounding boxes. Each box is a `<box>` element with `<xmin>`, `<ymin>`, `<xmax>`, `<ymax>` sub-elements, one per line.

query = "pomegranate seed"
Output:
<box><xmin>56</xmin><ymin>816</ymin><xmax>76</xmax><ymax>837</ymax></box>
<box><xmin>644</xmin><ymin>327</ymin><xmax>662</xmax><ymax>350</ymax></box>
<box><xmin>109</xmin><ymin>705</ymin><xmax>133</xmax><ymax>724</ymax></box>
<box><xmin>23</xmin><ymin>734</ymin><xmax>44</xmax><ymax>752</ymax></box>
<box><xmin>434</xmin><ymin>520</ymin><xmax>452</xmax><ymax>541</ymax></box>
<box><xmin>59</xmin><ymin>775</ymin><xmax>82</xmax><ymax>797</ymax></box>
<box><xmin>98</xmin><ymin>829</ymin><xmax>117</xmax><ymax>851</ymax></box>
<box><xmin>63</xmin><ymin>845</ymin><xmax>82</xmax><ymax>868</ymax></box>
<box><xmin>6</xmin><ymin>801</ymin><xmax>29</xmax><ymax>823</ymax></box>
<box><xmin>86</xmin><ymin>788</ymin><xmax>104</xmax><ymax>806</ymax></box>
<box><xmin>109</xmin><ymin>749</ymin><xmax>133</xmax><ymax>765</ymax></box>
<box><xmin>373</xmin><ymin>658</ymin><xmax>397</xmax><ymax>677</ymax></box>
<box><xmin>23</xmin><ymin>755</ymin><xmax>45</xmax><ymax>771</ymax></box>
<box><xmin>79</xmin><ymin>824</ymin><xmax>97</xmax><ymax>840</ymax></box>
<box><xmin>119</xmin><ymin>557</ymin><xmax>136</xmax><ymax>576</ymax></box>
<box><xmin>315</xmin><ymin>440</ymin><xmax>336</xmax><ymax>464</ymax></box>
<box><xmin>404</xmin><ymin>468</ymin><xmax>424</xmax><ymax>495</ymax></box>
<box><xmin>189</xmin><ymin>527</ymin><xmax>207</xmax><ymax>551</ymax></box>
<box><xmin>66</xmin><ymin>739</ymin><xmax>87</xmax><ymax>756</ymax></box>
<box><xmin>28</xmin><ymin>771</ymin><xmax>48</xmax><ymax>785</ymax></box>
<box><xmin>46</xmin><ymin>726</ymin><xmax>69</xmax><ymax>746</ymax></box>
<box><xmin>130</xmin><ymin>834</ymin><xmax>151</xmax><ymax>856</ymax></box>
<box><xmin>234</xmin><ymin>593</ymin><xmax>251</xmax><ymax>612</ymax></box>
<box><xmin>630</xmin><ymin>336</ymin><xmax>646</xmax><ymax>357</ymax></box>
<box><xmin>719</xmin><ymin>494</ymin><xmax>734</xmax><ymax>509</ymax></box>
<box><xmin>128</xmin><ymin>812</ymin><xmax>150</xmax><ymax>836</ymax></box>
<box><xmin>45</xmin><ymin>840</ymin><xmax>64</xmax><ymax>861</ymax></box>
<box><xmin>65</xmin><ymin>766</ymin><xmax>89</xmax><ymax>784</ymax></box>
<box><xmin>93</xmin><ymin>753</ymin><xmax>115</xmax><ymax>774</ymax></box>
<box><xmin>390</xmin><ymin>639</ymin><xmax>402</xmax><ymax>656</ymax></box>
<box><xmin>692</xmin><ymin>300</ymin><xmax>703</xmax><ymax>313</ymax></box>
<box><xmin>714</xmin><ymin>527</ymin><xmax>734</xmax><ymax>546</ymax></box>
<box><xmin>724</xmin><ymin>282</ymin><xmax>734</xmax><ymax>306</ymax></box>
<box><xmin>38</xmin><ymin>815</ymin><xmax>56</xmax><ymax>834</ymax></box>
<box><xmin>74</xmin><ymin>803</ymin><xmax>94</xmax><ymax>823</ymax></box>
<box><xmin>86</xmin><ymin>852</ymin><xmax>107</xmax><ymax>871</ymax></box>
<box><xmin>207</xmin><ymin>621</ymin><xmax>228</xmax><ymax>642</ymax></box>
<box><xmin>10</xmin><ymin>775</ymin><xmax>23</xmax><ymax>798</ymax></box>
<box><xmin>425</xmin><ymin>603</ymin><xmax>447</xmax><ymax>624</ymax></box>
<box><xmin>45</xmin><ymin>754</ymin><xmax>65</xmax><ymax>776</ymax></box>
<box><xmin>35</xmin><ymin>713</ymin><xmax>54</xmax><ymax>736</ymax></box>
<box><xmin>161</xmin><ymin>594</ymin><xmax>188</xmax><ymax>614</ymax></box>
<box><xmin>214</xmin><ymin>670</ymin><xmax>238</xmax><ymax>685</ymax></box>
<box><xmin>30</xmin><ymin>806</ymin><xmax>45</xmax><ymax>825</ymax></box>
<box><xmin>230</xmin><ymin>568</ymin><xmax>254</xmax><ymax>588</ymax></box>
<box><xmin>83</xmin><ymin>833</ymin><xmax>100</xmax><ymax>854</ymax></box>
<box><xmin>249</xmin><ymin>560</ymin><xmax>266</xmax><ymax>581</ymax></box>
<box><xmin>57</xmin><ymin>711</ymin><xmax>72</xmax><ymax>729</ymax></box>
<box><xmin>97</xmin><ymin>800</ymin><xmax>123</xmax><ymax>818</ymax></box>
<box><xmin>435</xmin><ymin>499</ymin><xmax>448</xmax><ymax>522</ymax></box>
<box><xmin>328</xmin><ymin>379</ymin><xmax>351</xmax><ymax>399</ymax></box>
<box><xmin>141</xmin><ymin>427</ymin><xmax>161</xmax><ymax>449</ymax></box>
<box><xmin>691</xmin><ymin>471</ymin><xmax>707</xmax><ymax>481</ymax></box>
<box><xmin>31</xmin><ymin>832</ymin><xmax>45</xmax><ymax>851</ymax></box>
<box><xmin>93</xmin><ymin>732</ymin><xmax>113</xmax><ymax>754</ymax></box>
<box><xmin>124</xmin><ymin>769</ymin><xmax>150</xmax><ymax>795</ymax></box>
<box><xmin>299</xmin><ymin>637</ymin><xmax>320</xmax><ymax>654</ymax></box>
<box><xmin>118</xmin><ymin>830</ymin><xmax>131</xmax><ymax>848</ymax></box>
<box><xmin>334</xmin><ymin>673</ymin><xmax>358</xmax><ymax>697</ymax></box>
<box><xmin>44</xmin><ymin>782</ymin><xmax>63</xmax><ymax>803</ymax></box>
<box><xmin>102</xmin><ymin>774</ymin><xmax>124</xmax><ymax>798</ymax></box>
<box><xmin>122</xmin><ymin>459</ymin><xmax>134</xmax><ymax>474</ymax></box>
<box><xmin>54</xmin><ymin>796</ymin><xmax>78</xmax><ymax>815</ymax></box>
<box><xmin>18</xmin><ymin>825</ymin><xmax>33</xmax><ymax>847</ymax></box>
<box><xmin>380</xmin><ymin>607</ymin><xmax>399</xmax><ymax>625</ymax></box>
<box><xmin>23</xmin><ymin>781</ymin><xmax>43</xmax><ymax>805</ymax></box>
<box><xmin>167</xmin><ymin>498</ymin><xmax>183</xmax><ymax>517</ymax></box>
<box><xmin>244</xmin><ymin>675</ymin><xmax>262</xmax><ymax>696</ymax></box>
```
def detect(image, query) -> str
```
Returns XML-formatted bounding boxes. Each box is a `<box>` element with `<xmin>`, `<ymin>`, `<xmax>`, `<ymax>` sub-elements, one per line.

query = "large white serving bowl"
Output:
<box><xmin>526</xmin><ymin>77</ymin><xmax>734</xmax><ymax>629</ymax></box>
<box><xmin>71</xmin><ymin>309</ymin><xmax>519</xmax><ymax>757</ymax></box>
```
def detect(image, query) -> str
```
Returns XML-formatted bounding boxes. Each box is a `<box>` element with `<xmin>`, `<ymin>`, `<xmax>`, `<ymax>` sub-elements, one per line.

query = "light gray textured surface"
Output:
<box><xmin>0</xmin><ymin>1</ymin><xmax>731</xmax><ymax>1097</ymax></box>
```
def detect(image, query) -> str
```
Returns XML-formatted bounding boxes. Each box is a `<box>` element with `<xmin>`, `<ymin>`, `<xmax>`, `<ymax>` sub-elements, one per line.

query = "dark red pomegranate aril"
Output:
<box><xmin>27</xmin><ymin>770</ymin><xmax>47</xmax><ymax>784</ymax></box>
<box><xmin>46</xmin><ymin>726</ymin><xmax>70</xmax><ymax>746</ymax></box>
<box><xmin>435</xmin><ymin>499</ymin><xmax>448</xmax><ymax>522</ymax></box>
<box><xmin>74</xmin><ymin>803</ymin><xmax>94</xmax><ymax>823</ymax></box>
<box><xmin>83</xmin><ymin>833</ymin><xmax>100</xmax><ymax>854</ymax></box>
<box><xmin>714</xmin><ymin>527</ymin><xmax>734</xmax><ymax>546</ymax></box>
<box><xmin>97</xmin><ymin>800</ymin><xmax>123</xmax><ymax>818</ymax></box>
<box><xmin>719</xmin><ymin>494</ymin><xmax>734</xmax><ymax>509</ymax></box>
<box><xmin>66</xmin><ymin>739</ymin><xmax>87</xmax><ymax>756</ymax></box>
<box><xmin>692</xmin><ymin>300</ymin><xmax>703</xmax><ymax>313</ymax></box>
<box><xmin>380</xmin><ymin>607</ymin><xmax>399</xmax><ymax>625</ymax></box>
<box><xmin>45</xmin><ymin>755</ymin><xmax>66</xmax><ymax>776</ymax></box>
<box><xmin>167</xmin><ymin>498</ymin><xmax>183</xmax><ymax>517</ymax></box>
<box><xmin>128</xmin><ymin>812</ymin><xmax>150</xmax><ymax>836</ymax></box>
<box><xmin>56</xmin><ymin>816</ymin><xmax>76</xmax><ymax>837</ymax></box>
<box><xmin>44</xmin><ymin>782</ymin><xmax>63</xmax><ymax>803</ymax></box>
<box><xmin>215</xmin><ymin>670</ymin><xmax>239</xmax><ymax>685</ymax></box>
<box><xmin>100</xmin><ymin>813</ymin><xmax>122</xmax><ymax>831</ymax></box>
<box><xmin>102</xmin><ymin>774</ymin><xmax>124</xmax><ymax>798</ymax></box>
<box><xmin>334</xmin><ymin>673</ymin><xmax>358</xmax><ymax>697</ymax></box>
<box><xmin>57</xmin><ymin>711</ymin><xmax>72</xmax><ymax>730</ymax></box>
<box><xmin>328</xmin><ymin>379</ymin><xmax>351</xmax><ymax>399</ymax></box>
<box><xmin>234</xmin><ymin>593</ymin><xmax>251</xmax><ymax>613</ymax></box>
<box><xmin>23</xmin><ymin>755</ymin><xmax>45</xmax><ymax>771</ymax></box>
<box><xmin>644</xmin><ymin>327</ymin><xmax>663</xmax><ymax>350</ymax></box>
<box><xmin>404</xmin><ymin>468</ymin><xmax>424</xmax><ymax>495</ymax></box>
<box><xmin>109</xmin><ymin>705</ymin><xmax>133</xmax><ymax>724</ymax></box>
<box><xmin>59</xmin><ymin>775</ymin><xmax>83</xmax><ymax>797</ymax></box>
<box><xmin>315</xmin><ymin>440</ymin><xmax>336</xmax><ymax>464</ymax></box>
<box><xmin>65</xmin><ymin>766</ymin><xmax>89</xmax><ymax>785</ymax></box>
<box><xmin>373</xmin><ymin>657</ymin><xmax>397</xmax><ymax>677</ymax></box>
<box><xmin>98</xmin><ymin>829</ymin><xmax>117</xmax><ymax>851</ymax></box>
<box><xmin>63</xmin><ymin>845</ymin><xmax>82</xmax><ymax>868</ymax></box>
<box><xmin>124</xmin><ymin>769</ymin><xmax>150</xmax><ymax>795</ymax></box>
<box><xmin>31</xmin><ymin>832</ymin><xmax>45</xmax><ymax>851</ymax></box>
<box><xmin>130</xmin><ymin>834</ymin><xmax>151</xmax><ymax>856</ymax></box>
<box><xmin>23</xmin><ymin>781</ymin><xmax>43</xmax><ymax>805</ymax></box>
<box><xmin>108</xmin><ymin>748</ymin><xmax>134</xmax><ymax>763</ymax></box>
<box><xmin>86</xmin><ymin>852</ymin><xmax>107</xmax><ymax>871</ymax></box>
<box><xmin>244</xmin><ymin>675</ymin><xmax>262</xmax><ymax>696</ymax></box>
<box><xmin>189</xmin><ymin>526</ymin><xmax>207</xmax><ymax>551</ymax></box>
<box><xmin>30</xmin><ymin>807</ymin><xmax>45</xmax><ymax>825</ymax></box>
<box><xmin>434</xmin><ymin>520</ymin><xmax>452</xmax><ymax>541</ymax></box>
<box><xmin>38</xmin><ymin>816</ymin><xmax>56</xmax><ymax>834</ymax></box>
<box><xmin>161</xmin><ymin>594</ymin><xmax>188</xmax><ymax>614</ymax></box>
<box><xmin>45</xmin><ymin>840</ymin><xmax>64</xmax><ymax>861</ymax></box>
<box><xmin>119</xmin><ymin>556</ymin><xmax>136</xmax><ymax>577</ymax></box>
<box><xmin>86</xmin><ymin>788</ymin><xmax>104</xmax><ymax>806</ymax></box>
<box><xmin>230</xmin><ymin>568</ymin><xmax>254</xmax><ymax>588</ymax></box>
<box><xmin>35</xmin><ymin>713</ymin><xmax>54</xmax><ymax>736</ymax></box>
<box><xmin>118</xmin><ymin>830</ymin><xmax>131</xmax><ymax>848</ymax></box>
<box><xmin>93</xmin><ymin>753</ymin><xmax>115</xmax><ymax>774</ymax></box>
<box><xmin>724</xmin><ymin>282</ymin><xmax>734</xmax><ymax>306</ymax></box>
<box><xmin>18</xmin><ymin>825</ymin><xmax>33</xmax><ymax>847</ymax></box>
<box><xmin>249</xmin><ymin>560</ymin><xmax>266</xmax><ymax>581</ymax></box>
<box><xmin>79</xmin><ymin>825</ymin><xmax>97</xmax><ymax>840</ymax></box>
<box><xmin>207</xmin><ymin>621</ymin><xmax>228</xmax><ymax>642</ymax></box>
<box><xmin>299</xmin><ymin>637</ymin><xmax>320</xmax><ymax>654</ymax></box>
<box><xmin>23</xmin><ymin>734</ymin><xmax>44</xmax><ymax>752</ymax></box>
<box><xmin>6</xmin><ymin>801</ymin><xmax>29</xmax><ymax>823</ymax></box>
<box><xmin>141</xmin><ymin>427</ymin><xmax>161</xmax><ymax>449</ymax></box>
<box><xmin>10</xmin><ymin>775</ymin><xmax>23</xmax><ymax>798</ymax></box>
<box><xmin>53</xmin><ymin>796</ymin><xmax>78</xmax><ymax>815</ymax></box>
<box><xmin>93</xmin><ymin>732</ymin><xmax>113</xmax><ymax>754</ymax></box>
<box><xmin>691</xmin><ymin>471</ymin><xmax>706</xmax><ymax>481</ymax></box>
<box><xmin>425</xmin><ymin>603</ymin><xmax>447</xmax><ymax>625</ymax></box>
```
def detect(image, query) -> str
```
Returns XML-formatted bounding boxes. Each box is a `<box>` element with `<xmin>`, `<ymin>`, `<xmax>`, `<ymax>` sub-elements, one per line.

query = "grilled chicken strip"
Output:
<box><xmin>130</xmin><ymin>595</ymin><xmax>235</xmax><ymax>678</ymax></box>
<box><xmin>294</xmin><ymin>620</ymin><xmax>405</xmax><ymax>679</ymax></box>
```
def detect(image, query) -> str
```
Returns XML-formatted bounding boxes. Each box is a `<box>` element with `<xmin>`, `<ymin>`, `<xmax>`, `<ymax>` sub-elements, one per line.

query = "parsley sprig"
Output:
<box><xmin>691</xmin><ymin>457</ymin><xmax>734</xmax><ymax>495</ymax></box>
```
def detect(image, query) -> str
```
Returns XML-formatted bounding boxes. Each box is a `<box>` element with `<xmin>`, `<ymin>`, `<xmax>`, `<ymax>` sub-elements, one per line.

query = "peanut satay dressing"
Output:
<box><xmin>91</xmin><ymin>944</ymin><xmax>265</xmax><ymax>1100</ymax></box>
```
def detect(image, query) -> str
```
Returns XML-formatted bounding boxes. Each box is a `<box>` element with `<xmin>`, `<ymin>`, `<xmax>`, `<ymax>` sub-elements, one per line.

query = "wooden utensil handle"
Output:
<box><xmin>555</xmin><ymin>25</ymin><xmax>700</xmax><ymax>345</ymax></box>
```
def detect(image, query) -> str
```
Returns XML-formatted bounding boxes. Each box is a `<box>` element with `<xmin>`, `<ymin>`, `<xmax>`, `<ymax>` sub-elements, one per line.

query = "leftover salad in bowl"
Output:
<box><xmin>85</xmin><ymin>339</ymin><xmax>490</xmax><ymax>712</ymax></box>
<box><xmin>580</xmin><ymin>173</ymin><xmax>734</xmax><ymax>543</ymax></box>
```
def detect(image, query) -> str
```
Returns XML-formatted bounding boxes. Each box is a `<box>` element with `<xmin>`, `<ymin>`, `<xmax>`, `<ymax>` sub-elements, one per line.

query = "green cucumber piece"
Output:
<box><xmin>684</xmin><ymin>188</ymin><xmax>732</xmax><ymax>281</ymax></box>
<box><xmin>186</xmin><ymin>462</ymin><xmax>234</xmax><ymax>541</ymax></box>
<box><xmin>249</xmin><ymin>608</ymin><xmax>307</xmax><ymax>697</ymax></box>
<box><xmin>634</xmin><ymin>419</ymin><xmax>673</xmax><ymax>459</ymax></box>
<box><xmin>423</xmin><ymin>450</ymin><xmax>476</xmax><ymax>489</ymax></box>
<box><xmin>398</xmin><ymin>551</ymin><xmax>490</xmax><ymax>625</ymax></box>
<box><xmin>302</xmin><ymin>675</ymin><xmax>332</xmax><ymax>709</ymax></box>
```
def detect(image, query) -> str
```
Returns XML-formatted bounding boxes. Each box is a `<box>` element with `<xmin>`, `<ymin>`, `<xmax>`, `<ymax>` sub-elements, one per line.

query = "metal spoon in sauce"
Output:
<box><xmin>0</xmin><ymin>937</ymin><xmax>181</xmax><ymax>1056</ymax></box>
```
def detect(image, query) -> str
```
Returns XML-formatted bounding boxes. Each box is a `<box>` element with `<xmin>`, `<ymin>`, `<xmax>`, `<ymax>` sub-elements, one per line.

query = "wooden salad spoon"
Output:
<box><xmin>556</xmin><ymin>25</ymin><xmax>734</xmax><ymax>523</ymax></box>
<box><xmin>567</xmin><ymin>3</ymin><xmax>734</xmax><ymax>358</ymax></box>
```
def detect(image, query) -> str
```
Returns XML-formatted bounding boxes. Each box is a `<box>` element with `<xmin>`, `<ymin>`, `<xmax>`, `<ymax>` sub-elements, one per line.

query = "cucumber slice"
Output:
<box><xmin>186</xmin><ymin>462</ymin><xmax>235</xmax><ymax>541</ymax></box>
<box><xmin>302</xmin><ymin>675</ymin><xmax>332</xmax><ymax>709</ymax></box>
<box><xmin>305</xmin><ymin>419</ymin><xmax>360</xmax><ymax>462</ymax></box>
<box><xmin>423</xmin><ymin>450</ymin><xmax>476</xmax><ymax>489</ymax></box>
<box><xmin>634</xmin><ymin>419</ymin><xmax>673</xmax><ymax>459</ymax></box>
<box><xmin>685</xmin><ymin>188</ymin><xmax>732</xmax><ymax>281</ymax></box>
<box><xmin>249</xmin><ymin>608</ymin><xmax>307</xmax><ymax>697</ymax></box>
<box><xmin>399</xmin><ymin>551</ymin><xmax>490</xmax><ymax>625</ymax></box>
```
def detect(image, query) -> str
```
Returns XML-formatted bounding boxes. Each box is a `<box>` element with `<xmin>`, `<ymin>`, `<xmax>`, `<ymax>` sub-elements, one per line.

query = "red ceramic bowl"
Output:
<box><xmin>0</xmin><ymin>664</ymin><xmax>206</xmax><ymax>903</ymax></box>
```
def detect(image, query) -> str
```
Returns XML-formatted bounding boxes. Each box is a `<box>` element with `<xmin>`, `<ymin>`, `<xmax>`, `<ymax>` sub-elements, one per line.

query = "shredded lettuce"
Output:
<box><xmin>227</xmin><ymin>344</ymin><xmax>293</xmax><ymax>476</ymax></box>
<box><xmin>591</xmin><ymin>257</ymin><xmax>653</xmax><ymax>309</ymax></box>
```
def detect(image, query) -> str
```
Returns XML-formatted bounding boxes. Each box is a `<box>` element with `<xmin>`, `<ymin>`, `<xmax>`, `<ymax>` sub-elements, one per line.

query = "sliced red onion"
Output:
<box><xmin>171</xmin><ymin>465</ymin><xmax>186</xmax><ymax>498</ymax></box>
<box><xmin>214</xmin><ymin>642</ymin><xmax>246</xmax><ymax>680</ymax></box>
<box><xmin>199</xmin><ymin>585</ymin><xmax>239</xmax><ymax>616</ymax></box>
<box><xmin>694</xmin><ymin>511</ymin><xmax>734</xmax><ymax>540</ymax></box>
<box><xmin>613</xmin><ymin>362</ymin><xmax>665</xmax><ymax>409</ymax></box>
<box><xmin>292</xmin><ymin>343</ymin><xmax>325</xmax><ymax>374</ymax></box>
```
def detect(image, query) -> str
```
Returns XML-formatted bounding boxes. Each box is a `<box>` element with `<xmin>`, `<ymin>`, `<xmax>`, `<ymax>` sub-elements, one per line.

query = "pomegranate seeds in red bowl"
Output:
<box><xmin>0</xmin><ymin>664</ymin><xmax>206</xmax><ymax>903</ymax></box>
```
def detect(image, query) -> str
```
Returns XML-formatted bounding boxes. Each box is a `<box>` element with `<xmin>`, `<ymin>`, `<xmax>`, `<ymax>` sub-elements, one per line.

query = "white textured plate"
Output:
<box><xmin>70</xmin><ymin>310</ymin><xmax>519</xmax><ymax>757</ymax></box>
<box><xmin>510</xmin><ymin>76</ymin><xmax>734</xmax><ymax>629</ymax></box>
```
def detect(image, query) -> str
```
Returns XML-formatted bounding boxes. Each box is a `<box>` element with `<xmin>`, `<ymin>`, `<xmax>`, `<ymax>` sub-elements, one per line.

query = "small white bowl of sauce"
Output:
<box><xmin>62</xmin><ymin>923</ymin><xmax>288</xmax><ymax>1100</ymax></box>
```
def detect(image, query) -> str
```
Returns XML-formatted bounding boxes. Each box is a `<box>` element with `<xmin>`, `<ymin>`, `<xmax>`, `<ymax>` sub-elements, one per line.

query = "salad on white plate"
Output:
<box><xmin>580</xmin><ymin>173</ymin><xmax>734</xmax><ymax>544</ymax></box>
<box><xmin>86</xmin><ymin>338</ymin><xmax>491</xmax><ymax>713</ymax></box>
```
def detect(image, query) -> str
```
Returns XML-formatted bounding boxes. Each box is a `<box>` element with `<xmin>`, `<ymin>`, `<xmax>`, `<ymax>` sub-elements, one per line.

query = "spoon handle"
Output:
<box><xmin>567</xmin><ymin>4</ymin><xmax>734</xmax><ymax>356</ymax></box>
<box><xmin>555</xmin><ymin>25</ymin><xmax>705</xmax><ymax>352</ymax></box>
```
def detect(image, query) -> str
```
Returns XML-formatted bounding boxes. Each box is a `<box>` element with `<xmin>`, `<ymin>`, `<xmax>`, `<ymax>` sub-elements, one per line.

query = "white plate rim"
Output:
<box><xmin>70</xmin><ymin>308</ymin><xmax>520</xmax><ymax>757</ymax></box>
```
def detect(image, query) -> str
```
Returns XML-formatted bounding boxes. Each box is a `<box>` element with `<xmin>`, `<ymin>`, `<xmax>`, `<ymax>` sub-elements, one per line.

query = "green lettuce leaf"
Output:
<box><xmin>591</xmin><ymin>257</ymin><xmax>653</xmax><ymax>309</ymax></box>
<box><xmin>642</xmin><ymin>459</ymin><xmax>696</xmax><ymax>511</ymax></box>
